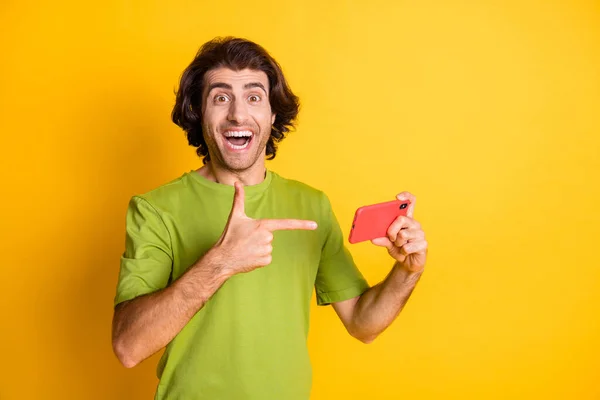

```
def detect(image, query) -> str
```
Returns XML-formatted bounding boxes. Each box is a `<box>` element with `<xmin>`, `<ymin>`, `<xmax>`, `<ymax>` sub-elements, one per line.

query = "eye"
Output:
<box><xmin>214</xmin><ymin>94</ymin><xmax>229</xmax><ymax>103</ymax></box>
<box><xmin>248</xmin><ymin>95</ymin><xmax>261</xmax><ymax>102</ymax></box>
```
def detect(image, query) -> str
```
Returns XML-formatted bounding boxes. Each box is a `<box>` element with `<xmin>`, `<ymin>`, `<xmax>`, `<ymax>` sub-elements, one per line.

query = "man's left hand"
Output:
<box><xmin>371</xmin><ymin>191</ymin><xmax>428</xmax><ymax>273</ymax></box>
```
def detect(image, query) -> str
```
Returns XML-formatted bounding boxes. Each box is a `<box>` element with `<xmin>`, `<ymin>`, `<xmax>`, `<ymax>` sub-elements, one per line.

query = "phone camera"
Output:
<box><xmin>400</xmin><ymin>203</ymin><xmax>407</xmax><ymax>209</ymax></box>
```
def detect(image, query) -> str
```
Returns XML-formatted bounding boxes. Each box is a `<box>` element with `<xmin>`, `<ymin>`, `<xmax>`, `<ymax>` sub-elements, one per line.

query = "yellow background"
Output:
<box><xmin>1</xmin><ymin>0</ymin><xmax>599</xmax><ymax>399</ymax></box>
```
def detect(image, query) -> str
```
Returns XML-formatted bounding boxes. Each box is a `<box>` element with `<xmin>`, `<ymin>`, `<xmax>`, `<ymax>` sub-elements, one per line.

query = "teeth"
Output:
<box><xmin>228</xmin><ymin>139</ymin><xmax>251</xmax><ymax>150</ymax></box>
<box><xmin>224</xmin><ymin>130</ymin><xmax>252</xmax><ymax>138</ymax></box>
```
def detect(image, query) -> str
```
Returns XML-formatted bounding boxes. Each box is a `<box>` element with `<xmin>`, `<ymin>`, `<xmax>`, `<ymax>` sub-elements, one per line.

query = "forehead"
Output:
<box><xmin>203</xmin><ymin>67</ymin><xmax>269</xmax><ymax>91</ymax></box>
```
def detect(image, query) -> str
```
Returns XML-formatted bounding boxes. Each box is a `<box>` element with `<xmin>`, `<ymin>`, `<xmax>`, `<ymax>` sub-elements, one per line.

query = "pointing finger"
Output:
<box><xmin>260</xmin><ymin>219</ymin><xmax>318</xmax><ymax>231</ymax></box>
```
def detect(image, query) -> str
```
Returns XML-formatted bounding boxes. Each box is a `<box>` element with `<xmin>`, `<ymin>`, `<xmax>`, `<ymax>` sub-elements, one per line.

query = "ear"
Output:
<box><xmin>271</xmin><ymin>113</ymin><xmax>276</xmax><ymax>126</ymax></box>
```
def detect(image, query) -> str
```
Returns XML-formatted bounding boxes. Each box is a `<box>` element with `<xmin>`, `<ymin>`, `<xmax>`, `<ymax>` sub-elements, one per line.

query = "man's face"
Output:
<box><xmin>201</xmin><ymin>67</ymin><xmax>276</xmax><ymax>172</ymax></box>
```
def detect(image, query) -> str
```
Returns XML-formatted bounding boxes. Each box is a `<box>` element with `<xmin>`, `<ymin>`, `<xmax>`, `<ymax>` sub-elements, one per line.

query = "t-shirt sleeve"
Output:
<box><xmin>315</xmin><ymin>193</ymin><xmax>370</xmax><ymax>306</ymax></box>
<box><xmin>114</xmin><ymin>196</ymin><xmax>173</xmax><ymax>306</ymax></box>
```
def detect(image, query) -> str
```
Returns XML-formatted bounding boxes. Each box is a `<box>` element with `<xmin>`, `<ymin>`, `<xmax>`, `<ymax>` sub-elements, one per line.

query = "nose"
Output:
<box><xmin>227</xmin><ymin>98</ymin><xmax>249</xmax><ymax>124</ymax></box>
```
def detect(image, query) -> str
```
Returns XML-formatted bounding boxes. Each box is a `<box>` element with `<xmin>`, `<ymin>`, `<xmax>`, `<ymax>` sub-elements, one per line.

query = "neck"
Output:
<box><xmin>196</xmin><ymin>161</ymin><xmax>267</xmax><ymax>186</ymax></box>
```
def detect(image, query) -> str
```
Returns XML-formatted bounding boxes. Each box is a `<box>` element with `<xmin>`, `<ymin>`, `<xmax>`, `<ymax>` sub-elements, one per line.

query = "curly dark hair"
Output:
<box><xmin>171</xmin><ymin>37</ymin><xmax>300</xmax><ymax>163</ymax></box>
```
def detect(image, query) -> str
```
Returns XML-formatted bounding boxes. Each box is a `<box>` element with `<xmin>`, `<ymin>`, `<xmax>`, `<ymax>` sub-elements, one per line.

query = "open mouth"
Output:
<box><xmin>223</xmin><ymin>130</ymin><xmax>253</xmax><ymax>150</ymax></box>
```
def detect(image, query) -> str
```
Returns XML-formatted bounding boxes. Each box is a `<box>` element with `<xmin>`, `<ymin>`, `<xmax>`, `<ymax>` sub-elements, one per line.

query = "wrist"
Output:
<box><xmin>202</xmin><ymin>245</ymin><xmax>234</xmax><ymax>282</ymax></box>
<box><xmin>173</xmin><ymin>249</ymin><xmax>231</xmax><ymax>309</ymax></box>
<box><xmin>393</xmin><ymin>261</ymin><xmax>424</xmax><ymax>280</ymax></box>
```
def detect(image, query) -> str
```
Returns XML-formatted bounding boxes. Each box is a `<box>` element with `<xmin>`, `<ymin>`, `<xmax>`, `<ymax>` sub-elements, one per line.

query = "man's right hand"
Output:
<box><xmin>113</xmin><ymin>181</ymin><xmax>317</xmax><ymax>368</ymax></box>
<box><xmin>212</xmin><ymin>181</ymin><xmax>318</xmax><ymax>276</ymax></box>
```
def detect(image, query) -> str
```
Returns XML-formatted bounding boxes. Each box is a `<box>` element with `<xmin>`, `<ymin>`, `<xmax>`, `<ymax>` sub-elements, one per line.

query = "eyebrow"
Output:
<box><xmin>244</xmin><ymin>82</ymin><xmax>267</xmax><ymax>93</ymax></box>
<box><xmin>206</xmin><ymin>82</ymin><xmax>268</xmax><ymax>95</ymax></box>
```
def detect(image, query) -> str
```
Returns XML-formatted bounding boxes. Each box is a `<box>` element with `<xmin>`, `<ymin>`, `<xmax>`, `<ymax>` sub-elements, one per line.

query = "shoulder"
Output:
<box><xmin>130</xmin><ymin>172</ymin><xmax>194</xmax><ymax>212</ymax></box>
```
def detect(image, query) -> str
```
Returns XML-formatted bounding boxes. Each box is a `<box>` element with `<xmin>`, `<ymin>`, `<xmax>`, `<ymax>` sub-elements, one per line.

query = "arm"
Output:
<box><xmin>332</xmin><ymin>262</ymin><xmax>422</xmax><ymax>343</ymax></box>
<box><xmin>112</xmin><ymin>249</ymin><xmax>230</xmax><ymax>368</ymax></box>
<box><xmin>112</xmin><ymin>182</ymin><xmax>317</xmax><ymax>368</ymax></box>
<box><xmin>333</xmin><ymin>191</ymin><xmax>428</xmax><ymax>343</ymax></box>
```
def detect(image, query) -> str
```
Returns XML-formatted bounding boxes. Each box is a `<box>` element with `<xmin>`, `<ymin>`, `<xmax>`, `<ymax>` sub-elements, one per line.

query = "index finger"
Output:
<box><xmin>396</xmin><ymin>191</ymin><xmax>416</xmax><ymax>218</ymax></box>
<box><xmin>260</xmin><ymin>219</ymin><xmax>318</xmax><ymax>231</ymax></box>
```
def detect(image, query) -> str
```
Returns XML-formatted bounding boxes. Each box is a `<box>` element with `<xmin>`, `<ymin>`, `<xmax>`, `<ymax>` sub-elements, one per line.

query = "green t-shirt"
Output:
<box><xmin>114</xmin><ymin>169</ymin><xmax>370</xmax><ymax>400</ymax></box>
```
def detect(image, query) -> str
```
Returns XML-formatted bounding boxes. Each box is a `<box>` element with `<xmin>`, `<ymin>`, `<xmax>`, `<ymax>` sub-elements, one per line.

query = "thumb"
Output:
<box><xmin>217</xmin><ymin>182</ymin><xmax>245</xmax><ymax>246</ymax></box>
<box><xmin>371</xmin><ymin>237</ymin><xmax>394</xmax><ymax>249</ymax></box>
<box><xmin>229</xmin><ymin>181</ymin><xmax>246</xmax><ymax>218</ymax></box>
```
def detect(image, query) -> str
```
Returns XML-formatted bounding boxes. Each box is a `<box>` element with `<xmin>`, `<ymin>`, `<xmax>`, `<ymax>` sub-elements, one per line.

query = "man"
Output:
<box><xmin>112</xmin><ymin>37</ymin><xmax>428</xmax><ymax>399</ymax></box>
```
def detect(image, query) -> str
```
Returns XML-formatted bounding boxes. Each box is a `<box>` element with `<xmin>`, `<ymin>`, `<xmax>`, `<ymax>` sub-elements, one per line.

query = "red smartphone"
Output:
<box><xmin>348</xmin><ymin>199</ymin><xmax>411</xmax><ymax>244</ymax></box>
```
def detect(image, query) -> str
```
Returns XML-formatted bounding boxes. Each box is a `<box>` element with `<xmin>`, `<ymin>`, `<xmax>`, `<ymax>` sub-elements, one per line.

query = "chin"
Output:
<box><xmin>221</xmin><ymin>156</ymin><xmax>258</xmax><ymax>172</ymax></box>
<box><xmin>218</xmin><ymin>148</ymin><xmax>267</xmax><ymax>171</ymax></box>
